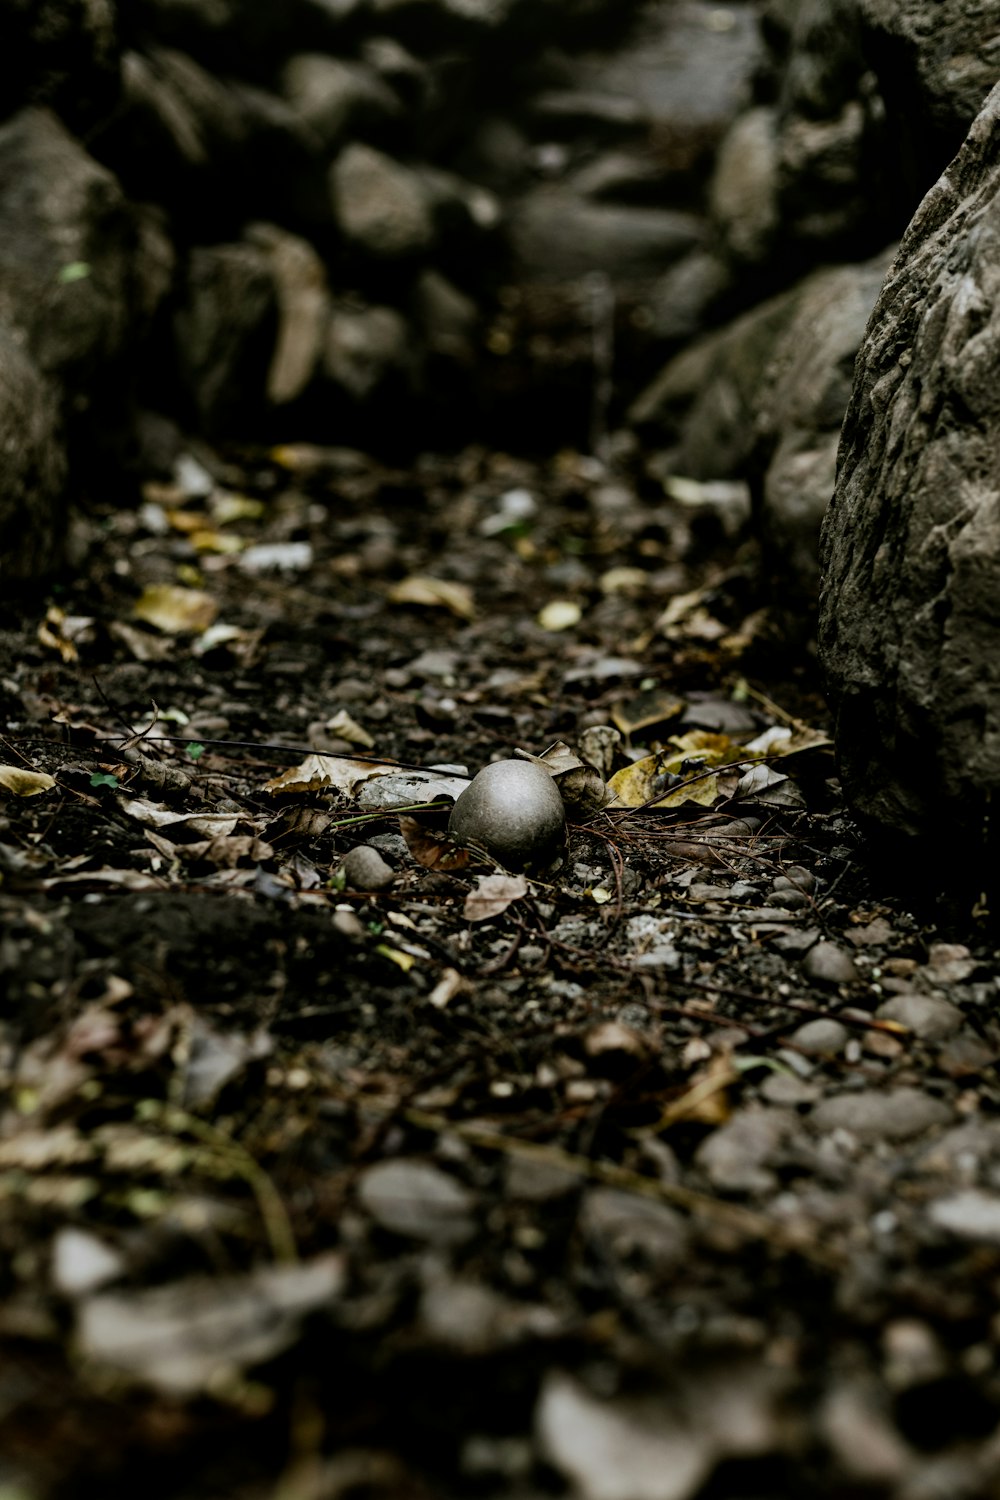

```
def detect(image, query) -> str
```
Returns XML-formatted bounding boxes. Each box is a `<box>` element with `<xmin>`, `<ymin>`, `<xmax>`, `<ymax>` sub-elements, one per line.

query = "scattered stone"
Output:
<box><xmin>927</xmin><ymin>1189</ymin><xmax>1000</xmax><ymax>1245</ymax></box>
<box><xmin>875</xmin><ymin>994</ymin><xmax>964</xmax><ymax>1041</ymax></box>
<box><xmin>810</xmin><ymin>1087</ymin><xmax>953</xmax><ymax>1142</ymax></box>
<box><xmin>331</xmin><ymin>142</ymin><xmax>435</xmax><ymax>260</ymax></box>
<box><xmin>173</xmin><ymin>240</ymin><xmax>278</xmax><ymax>435</ymax></box>
<box><xmin>695</xmin><ymin>1108</ymin><xmax>791</xmax><ymax>1194</ymax></box>
<box><xmin>579</xmin><ymin>1188</ymin><xmax>689</xmax><ymax>1274</ymax></box>
<box><xmin>337</xmin><ymin>846</ymin><xmax>396</xmax><ymax>892</ymax></box>
<box><xmin>358</xmin><ymin>1159</ymin><xmax>475</xmax><ymax>1245</ymax></box>
<box><xmin>52</xmin><ymin>1227</ymin><xmax>125</xmax><ymax>1298</ymax></box>
<box><xmin>801</xmin><ymin>942</ymin><xmax>860</xmax><ymax>987</ymax></box>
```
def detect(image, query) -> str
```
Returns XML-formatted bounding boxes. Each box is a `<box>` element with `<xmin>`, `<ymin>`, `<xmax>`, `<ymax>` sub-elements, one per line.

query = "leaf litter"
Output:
<box><xmin>1</xmin><ymin>444</ymin><xmax>999</xmax><ymax>1500</ymax></box>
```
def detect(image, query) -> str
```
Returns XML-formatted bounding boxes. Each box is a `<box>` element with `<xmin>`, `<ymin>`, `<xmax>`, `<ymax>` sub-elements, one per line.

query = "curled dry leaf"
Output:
<box><xmin>0</xmin><ymin>765</ymin><xmax>57</xmax><ymax>797</ymax></box>
<box><xmin>399</xmin><ymin>816</ymin><xmax>471</xmax><ymax>871</ymax></box>
<box><xmin>515</xmin><ymin>741</ymin><xmax>610</xmax><ymax>817</ymax></box>
<box><xmin>464</xmin><ymin>873</ymin><xmax>529</xmax><ymax>923</ymax></box>
<box><xmin>388</xmin><ymin>576</ymin><xmax>476</xmax><ymax>620</ymax></box>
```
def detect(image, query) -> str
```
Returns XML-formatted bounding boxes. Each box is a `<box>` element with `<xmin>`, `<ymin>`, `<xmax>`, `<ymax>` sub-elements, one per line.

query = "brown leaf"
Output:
<box><xmin>399</xmin><ymin>816</ymin><xmax>470</xmax><ymax>871</ymax></box>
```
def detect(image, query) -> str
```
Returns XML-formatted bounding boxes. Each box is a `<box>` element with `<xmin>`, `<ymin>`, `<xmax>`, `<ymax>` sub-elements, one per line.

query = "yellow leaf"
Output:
<box><xmin>324</xmin><ymin>709</ymin><xmax>376</xmax><ymax>748</ymax></box>
<box><xmin>389</xmin><ymin>576</ymin><xmax>475</xmax><ymax>620</ymax></box>
<box><xmin>0</xmin><ymin>765</ymin><xmax>56</xmax><ymax>797</ymax></box>
<box><xmin>375</xmin><ymin>944</ymin><xmax>416</xmax><ymax>972</ymax></box>
<box><xmin>133</xmin><ymin>585</ymin><xmax>218</xmax><ymax>635</ymax></box>
<box><xmin>607</xmin><ymin>732</ymin><xmax>739</xmax><ymax>810</ymax></box>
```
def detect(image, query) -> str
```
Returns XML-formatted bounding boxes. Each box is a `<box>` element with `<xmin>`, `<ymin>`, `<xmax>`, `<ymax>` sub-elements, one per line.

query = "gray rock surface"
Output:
<box><xmin>0</xmin><ymin>331</ymin><xmax>66</xmax><ymax>583</ymax></box>
<box><xmin>810</xmin><ymin>1087</ymin><xmax>953</xmax><ymax>1141</ymax></box>
<box><xmin>876</xmin><ymin>994</ymin><xmax>965</xmax><ymax>1042</ymax></box>
<box><xmin>0</xmin><ymin>108</ymin><xmax>141</xmax><ymax>384</ymax></box>
<box><xmin>449</xmin><ymin>759</ymin><xmax>566</xmax><ymax>869</ymax></box>
<box><xmin>331</xmin><ymin>142</ymin><xmax>435</xmax><ymax>259</ymax></box>
<box><xmin>358</xmin><ymin>1159</ymin><xmax>476</xmax><ymax>1245</ymax></box>
<box><xmin>819</xmin><ymin>82</ymin><xmax>1000</xmax><ymax>851</ymax></box>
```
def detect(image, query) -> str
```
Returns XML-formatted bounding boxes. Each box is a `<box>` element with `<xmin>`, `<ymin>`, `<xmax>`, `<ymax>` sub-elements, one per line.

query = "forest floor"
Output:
<box><xmin>2</xmin><ymin>442</ymin><xmax>1000</xmax><ymax>1500</ymax></box>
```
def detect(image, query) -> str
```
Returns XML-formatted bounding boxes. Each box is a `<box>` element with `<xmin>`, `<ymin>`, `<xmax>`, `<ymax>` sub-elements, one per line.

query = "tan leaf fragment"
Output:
<box><xmin>324</xmin><ymin>709</ymin><xmax>376</xmax><ymax>748</ymax></box>
<box><xmin>133</xmin><ymin>584</ymin><xmax>219</xmax><ymax>635</ymax></box>
<box><xmin>0</xmin><ymin>765</ymin><xmax>56</xmax><ymax>797</ymax></box>
<box><xmin>264</xmin><ymin>754</ymin><xmax>396</xmax><ymax>797</ymax></box>
<box><xmin>464</xmin><ymin>873</ymin><xmax>529</xmax><ymax>923</ymax></box>
<box><xmin>389</xmin><ymin>576</ymin><xmax>476</xmax><ymax>620</ymax></box>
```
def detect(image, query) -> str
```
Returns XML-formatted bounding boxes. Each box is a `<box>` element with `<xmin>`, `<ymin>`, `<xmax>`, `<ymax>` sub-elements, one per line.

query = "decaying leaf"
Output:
<box><xmin>515</xmin><ymin>742</ymin><xmax>610</xmax><ymax>817</ymax></box>
<box><xmin>38</xmin><ymin>605</ymin><xmax>95</xmax><ymax>663</ymax></box>
<box><xmin>133</xmin><ymin>584</ymin><xmax>218</xmax><ymax>635</ymax></box>
<box><xmin>0</xmin><ymin>765</ymin><xmax>57</xmax><ymax>798</ymax></box>
<box><xmin>610</xmin><ymin>689</ymin><xmax>686</xmax><ymax>740</ymax></box>
<box><xmin>118</xmin><ymin>798</ymin><xmax>243</xmax><ymax>839</ymax></box>
<box><xmin>607</xmin><ymin>731</ymin><xmax>741</xmax><ymax>811</ymax></box>
<box><xmin>464</xmin><ymin>873</ymin><xmax>529</xmax><ymax>922</ymax></box>
<box><xmin>264</xmin><ymin>754</ymin><xmax>397</xmax><ymax>797</ymax></box>
<box><xmin>399</xmin><ymin>816</ymin><xmax>471</xmax><ymax>871</ymax></box>
<box><xmin>389</xmin><ymin>576</ymin><xmax>476</xmax><ymax>620</ymax></box>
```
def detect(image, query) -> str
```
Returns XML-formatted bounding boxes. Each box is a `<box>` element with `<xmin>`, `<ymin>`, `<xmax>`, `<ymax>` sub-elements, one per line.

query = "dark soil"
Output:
<box><xmin>2</xmin><ymin>443</ymin><xmax>1000</xmax><ymax>1500</ymax></box>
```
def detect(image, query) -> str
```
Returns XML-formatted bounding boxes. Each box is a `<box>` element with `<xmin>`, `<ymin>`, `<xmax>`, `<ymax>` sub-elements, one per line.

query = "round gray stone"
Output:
<box><xmin>876</xmin><ymin>993</ymin><xmax>964</xmax><ymax>1041</ymax></box>
<box><xmin>448</xmin><ymin>759</ymin><xmax>566</xmax><ymax>869</ymax></box>
<box><xmin>338</xmin><ymin>844</ymin><xmax>395</xmax><ymax>891</ymax></box>
<box><xmin>802</xmin><ymin>941</ymin><xmax>860</xmax><ymax>987</ymax></box>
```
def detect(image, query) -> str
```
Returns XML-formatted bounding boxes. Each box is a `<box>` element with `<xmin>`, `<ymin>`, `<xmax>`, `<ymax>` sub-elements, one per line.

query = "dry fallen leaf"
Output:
<box><xmin>389</xmin><ymin>576</ymin><xmax>476</xmax><ymax>620</ymax></box>
<box><xmin>399</xmin><ymin>816</ymin><xmax>471</xmax><ymax>871</ymax></box>
<box><xmin>133</xmin><ymin>584</ymin><xmax>218</xmax><ymax>635</ymax></box>
<box><xmin>464</xmin><ymin>873</ymin><xmax>529</xmax><ymax>922</ymax></box>
<box><xmin>323</xmin><ymin>709</ymin><xmax>376</xmax><ymax>749</ymax></box>
<box><xmin>264</xmin><ymin>754</ymin><xmax>396</xmax><ymax>797</ymax></box>
<box><xmin>0</xmin><ymin>765</ymin><xmax>57</xmax><ymax>798</ymax></box>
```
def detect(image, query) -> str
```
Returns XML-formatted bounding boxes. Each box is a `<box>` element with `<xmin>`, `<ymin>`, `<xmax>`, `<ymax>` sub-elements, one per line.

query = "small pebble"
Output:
<box><xmin>927</xmin><ymin>1188</ymin><xmax>1000</xmax><ymax>1244</ymax></box>
<box><xmin>337</xmin><ymin>845</ymin><xmax>396</xmax><ymax>891</ymax></box>
<box><xmin>876</xmin><ymin>993</ymin><xmax>965</xmax><ymax>1041</ymax></box>
<box><xmin>790</xmin><ymin>1019</ymin><xmax>849</xmax><ymax>1056</ymax></box>
<box><xmin>770</xmin><ymin>888</ymin><xmax>811</xmax><ymax>911</ymax></box>
<box><xmin>802</xmin><ymin>941</ymin><xmax>860</xmax><ymax>987</ymax></box>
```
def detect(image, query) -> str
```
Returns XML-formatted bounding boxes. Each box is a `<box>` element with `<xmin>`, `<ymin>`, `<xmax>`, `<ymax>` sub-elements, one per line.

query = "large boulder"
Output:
<box><xmin>0</xmin><ymin>331</ymin><xmax>66</xmax><ymax>584</ymax></box>
<box><xmin>818</xmin><ymin>82</ymin><xmax>1000</xmax><ymax>859</ymax></box>
<box><xmin>0</xmin><ymin>108</ymin><xmax>146</xmax><ymax>387</ymax></box>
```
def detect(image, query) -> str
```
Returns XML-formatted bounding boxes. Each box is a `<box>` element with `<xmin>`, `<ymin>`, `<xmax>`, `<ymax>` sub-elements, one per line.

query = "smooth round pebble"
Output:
<box><xmin>448</xmin><ymin>758</ymin><xmax>566</xmax><ymax>869</ymax></box>
<box><xmin>338</xmin><ymin>844</ymin><xmax>396</xmax><ymax>891</ymax></box>
<box><xmin>790</xmin><ymin>1018</ymin><xmax>849</xmax><ymax>1056</ymax></box>
<box><xmin>802</xmin><ymin>940</ymin><xmax>860</xmax><ymax>987</ymax></box>
<box><xmin>876</xmin><ymin>993</ymin><xmax>965</xmax><ymax>1041</ymax></box>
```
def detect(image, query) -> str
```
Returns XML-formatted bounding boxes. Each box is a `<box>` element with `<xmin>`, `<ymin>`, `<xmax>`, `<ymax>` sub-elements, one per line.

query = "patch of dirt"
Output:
<box><xmin>2</xmin><ymin>444</ymin><xmax>1000</xmax><ymax>1500</ymax></box>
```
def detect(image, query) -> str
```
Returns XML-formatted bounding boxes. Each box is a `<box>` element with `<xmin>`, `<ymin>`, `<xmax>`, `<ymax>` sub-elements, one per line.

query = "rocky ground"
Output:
<box><xmin>3</xmin><ymin>437</ymin><xmax>1000</xmax><ymax>1500</ymax></box>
